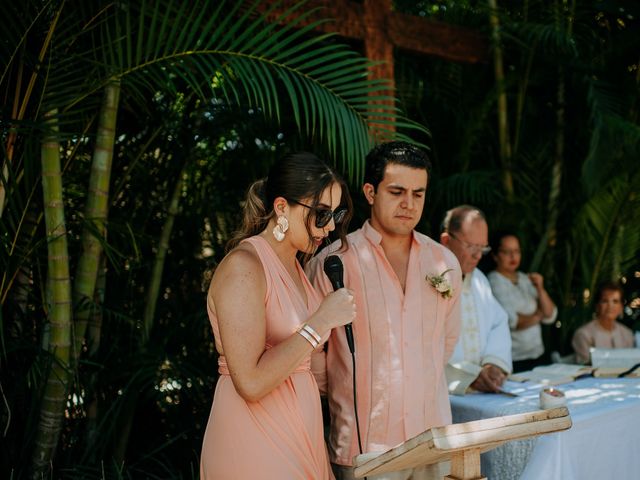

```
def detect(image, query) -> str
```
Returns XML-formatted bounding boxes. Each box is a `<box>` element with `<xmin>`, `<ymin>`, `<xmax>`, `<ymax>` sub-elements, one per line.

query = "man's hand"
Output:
<box><xmin>470</xmin><ymin>364</ymin><xmax>507</xmax><ymax>393</ymax></box>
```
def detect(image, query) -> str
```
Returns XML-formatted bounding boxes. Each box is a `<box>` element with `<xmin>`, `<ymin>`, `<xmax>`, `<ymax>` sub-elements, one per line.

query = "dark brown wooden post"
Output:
<box><xmin>254</xmin><ymin>0</ymin><xmax>489</xmax><ymax>133</ymax></box>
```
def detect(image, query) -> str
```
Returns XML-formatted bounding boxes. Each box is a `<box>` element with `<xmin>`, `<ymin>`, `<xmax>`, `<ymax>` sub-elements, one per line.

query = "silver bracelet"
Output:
<box><xmin>301</xmin><ymin>323</ymin><xmax>322</xmax><ymax>344</ymax></box>
<box><xmin>297</xmin><ymin>326</ymin><xmax>319</xmax><ymax>349</ymax></box>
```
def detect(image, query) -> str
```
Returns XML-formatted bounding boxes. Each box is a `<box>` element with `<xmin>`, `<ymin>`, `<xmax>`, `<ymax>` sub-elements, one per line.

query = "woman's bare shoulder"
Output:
<box><xmin>210</xmin><ymin>242</ymin><xmax>265</xmax><ymax>294</ymax></box>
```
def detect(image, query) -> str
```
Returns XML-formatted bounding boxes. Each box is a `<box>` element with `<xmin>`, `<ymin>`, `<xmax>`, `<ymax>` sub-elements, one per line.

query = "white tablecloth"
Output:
<box><xmin>450</xmin><ymin>377</ymin><xmax>640</xmax><ymax>480</ymax></box>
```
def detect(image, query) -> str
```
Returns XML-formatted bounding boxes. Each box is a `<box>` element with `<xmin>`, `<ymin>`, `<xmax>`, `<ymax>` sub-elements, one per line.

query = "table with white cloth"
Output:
<box><xmin>449</xmin><ymin>377</ymin><xmax>640</xmax><ymax>480</ymax></box>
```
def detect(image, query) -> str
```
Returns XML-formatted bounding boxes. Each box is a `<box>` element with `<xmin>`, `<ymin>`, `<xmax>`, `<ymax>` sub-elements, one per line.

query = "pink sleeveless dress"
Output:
<box><xmin>200</xmin><ymin>236</ymin><xmax>334</xmax><ymax>479</ymax></box>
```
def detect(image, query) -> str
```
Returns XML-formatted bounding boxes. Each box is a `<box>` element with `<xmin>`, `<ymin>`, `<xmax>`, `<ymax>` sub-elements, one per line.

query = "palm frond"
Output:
<box><xmin>583</xmin><ymin>78</ymin><xmax>640</xmax><ymax>194</ymax></box>
<box><xmin>504</xmin><ymin>21</ymin><xmax>578</xmax><ymax>58</ymax></box>
<box><xmin>40</xmin><ymin>0</ymin><xmax>426</xmax><ymax>181</ymax></box>
<box><xmin>431</xmin><ymin>170</ymin><xmax>503</xmax><ymax>210</ymax></box>
<box><xmin>574</xmin><ymin>172</ymin><xmax>640</xmax><ymax>294</ymax></box>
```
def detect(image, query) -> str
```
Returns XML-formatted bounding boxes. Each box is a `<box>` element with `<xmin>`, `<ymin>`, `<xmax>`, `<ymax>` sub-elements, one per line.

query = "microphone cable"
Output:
<box><xmin>348</xmin><ymin>338</ymin><xmax>364</xmax><ymax>456</ymax></box>
<box><xmin>348</xmin><ymin>335</ymin><xmax>366</xmax><ymax>480</ymax></box>
<box><xmin>323</xmin><ymin>255</ymin><xmax>365</xmax><ymax>476</ymax></box>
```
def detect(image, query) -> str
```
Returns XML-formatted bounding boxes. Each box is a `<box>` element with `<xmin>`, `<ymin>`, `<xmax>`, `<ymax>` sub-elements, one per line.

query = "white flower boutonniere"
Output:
<box><xmin>427</xmin><ymin>268</ymin><xmax>454</xmax><ymax>299</ymax></box>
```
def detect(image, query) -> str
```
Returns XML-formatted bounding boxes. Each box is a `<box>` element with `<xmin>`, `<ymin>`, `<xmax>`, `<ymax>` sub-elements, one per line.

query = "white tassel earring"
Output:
<box><xmin>272</xmin><ymin>215</ymin><xmax>289</xmax><ymax>242</ymax></box>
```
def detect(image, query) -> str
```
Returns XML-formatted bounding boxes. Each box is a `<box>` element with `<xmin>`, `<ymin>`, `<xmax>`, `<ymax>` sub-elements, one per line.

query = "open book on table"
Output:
<box><xmin>509</xmin><ymin>357</ymin><xmax>640</xmax><ymax>385</ymax></box>
<box><xmin>590</xmin><ymin>348</ymin><xmax>640</xmax><ymax>368</ymax></box>
<box><xmin>509</xmin><ymin>364</ymin><xmax>594</xmax><ymax>386</ymax></box>
<box><xmin>590</xmin><ymin>348</ymin><xmax>640</xmax><ymax>378</ymax></box>
<box><xmin>591</xmin><ymin>366</ymin><xmax>640</xmax><ymax>378</ymax></box>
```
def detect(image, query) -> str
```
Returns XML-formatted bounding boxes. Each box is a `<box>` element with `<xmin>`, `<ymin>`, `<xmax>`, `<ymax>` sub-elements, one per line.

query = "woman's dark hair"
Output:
<box><xmin>593</xmin><ymin>281</ymin><xmax>625</xmax><ymax>306</ymax></box>
<box><xmin>227</xmin><ymin>152</ymin><xmax>353</xmax><ymax>255</ymax></box>
<box><xmin>363</xmin><ymin>141</ymin><xmax>431</xmax><ymax>190</ymax></box>
<box><xmin>489</xmin><ymin>229</ymin><xmax>520</xmax><ymax>255</ymax></box>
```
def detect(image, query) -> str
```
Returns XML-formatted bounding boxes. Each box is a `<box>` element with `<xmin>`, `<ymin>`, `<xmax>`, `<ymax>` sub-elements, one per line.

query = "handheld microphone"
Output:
<box><xmin>324</xmin><ymin>254</ymin><xmax>363</xmax><ymax>458</ymax></box>
<box><xmin>323</xmin><ymin>255</ymin><xmax>354</xmax><ymax>354</ymax></box>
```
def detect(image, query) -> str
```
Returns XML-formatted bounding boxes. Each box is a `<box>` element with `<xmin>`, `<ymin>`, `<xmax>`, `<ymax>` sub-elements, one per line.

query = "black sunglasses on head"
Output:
<box><xmin>288</xmin><ymin>199</ymin><xmax>347</xmax><ymax>228</ymax></box>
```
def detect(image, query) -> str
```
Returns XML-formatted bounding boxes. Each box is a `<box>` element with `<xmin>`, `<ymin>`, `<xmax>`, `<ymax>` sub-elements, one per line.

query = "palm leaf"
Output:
<box><xmin>583</xmin><ymin>78</ymin><xmax>640</xmax><ymax>194</ymax></box>
<box><xmin>431</xmin><ymin>170</ymin><xmax>503</xmax><ymax>211</ymax></box>
<box><xmin>41</xmin><ymin>0</ymin><xmax>426</xmax><ymax>181</ymax></box>
<box><xmin>574</xmin><ymin>172</ymin><xmax>640</xmax><ymax>294</ymax></box>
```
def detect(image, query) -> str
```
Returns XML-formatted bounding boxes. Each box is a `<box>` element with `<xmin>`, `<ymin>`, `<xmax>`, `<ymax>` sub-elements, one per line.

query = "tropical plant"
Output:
<box><xmin>393</xmin><ymin>0</ymin><xmax>640</xmax><ymax>351</ymax></box>
<box><xmin>1</xmin><ymin>0</ymin><xmax>425</xmax><ymax>477</ymax></box>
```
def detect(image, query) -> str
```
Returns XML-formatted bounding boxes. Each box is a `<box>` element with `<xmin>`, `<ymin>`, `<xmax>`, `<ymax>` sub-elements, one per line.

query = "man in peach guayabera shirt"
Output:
<box><xmin>307</xmin><ymin>141</ymin><xmax>462</xmax><ymax>480</ymax></box>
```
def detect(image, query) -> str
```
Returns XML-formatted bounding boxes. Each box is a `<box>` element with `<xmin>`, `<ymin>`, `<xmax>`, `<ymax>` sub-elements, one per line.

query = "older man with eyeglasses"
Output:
<box><xmin>440</xmin><ymin>205</ymin><xmax>513</xmax><ymax>395</ymax></box>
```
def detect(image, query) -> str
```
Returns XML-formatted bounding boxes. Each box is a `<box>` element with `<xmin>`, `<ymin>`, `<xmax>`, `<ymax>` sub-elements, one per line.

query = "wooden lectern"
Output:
<box><xmin>353</xmin><ymin>406</ymin><xmax>571</xmax><ymax>480</ymax></box>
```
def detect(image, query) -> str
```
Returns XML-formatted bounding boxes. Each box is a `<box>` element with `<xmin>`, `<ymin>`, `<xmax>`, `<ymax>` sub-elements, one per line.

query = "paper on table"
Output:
<box><xmin>590</xmin><ymin>348</ymin><xmax>640</xmax><ymax>368</ymax></box>
<box><xmin>509</xmin><ymin>364</ymin><xmax>594</xmax><ymax>386</ymax></box>
<box><xmin>533</xmin><ymin>364</ymin><xmax>593</xmax><ymax>376</ymax></box>
<box><xmin>593</xmin><ymin>366</ymin><xmax>640</xmax><ymax>378</ymax></box>
<box><xmin>493</xmin><ymin>379</ymin><xmax>527</xmax><ymax>395</ymax></box>
<box><xmin>509</xmin><ymin>371</ymin><xmax>573</xmax><ymax>386</ymax></box>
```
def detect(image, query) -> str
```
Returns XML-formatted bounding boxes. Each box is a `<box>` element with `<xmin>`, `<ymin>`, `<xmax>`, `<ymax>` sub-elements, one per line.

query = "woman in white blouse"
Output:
<box><xmin>488</xmin><ymin>232</ymin><xmax>557</xmax><ymax>372</ymax></box>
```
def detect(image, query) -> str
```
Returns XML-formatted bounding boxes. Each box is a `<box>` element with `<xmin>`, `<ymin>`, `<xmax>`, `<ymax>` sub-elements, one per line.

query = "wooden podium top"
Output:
<box><xmin>354</xmin><ymin>406</ymin><xmax>571</xmax><ymax>478</ymax></box>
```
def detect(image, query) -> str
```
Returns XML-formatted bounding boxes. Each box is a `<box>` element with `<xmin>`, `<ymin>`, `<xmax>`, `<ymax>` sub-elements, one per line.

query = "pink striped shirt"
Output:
<box><xmin>307</xmin><ymin>221</ymin><xmax>462</xmax><ymax>466</ymax></box>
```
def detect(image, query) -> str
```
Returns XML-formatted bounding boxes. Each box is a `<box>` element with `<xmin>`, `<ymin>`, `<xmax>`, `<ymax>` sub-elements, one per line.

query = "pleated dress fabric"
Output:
<box><xmin>200</xmin><ymin>236</ymin><xmax>333</xmax><ymax>480</ymax></box>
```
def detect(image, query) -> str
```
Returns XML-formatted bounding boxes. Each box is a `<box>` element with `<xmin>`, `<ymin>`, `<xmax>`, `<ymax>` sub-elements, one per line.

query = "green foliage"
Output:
<box><xmin>394</xmin><ymin>0</ymin><xmax>640</xmax><ymax>351</ymax></box>
<box><xmin>1</xmin><ymin>0</ymin><xmax>424</xmax><ymax>477</ymax></box>
<box><xmin>1</xmin><ymin>0</ymin><xmax>639</xmax><ymax>478</ymax></box>
<box><xmin>49</xmin><ymin>0</ymin><xmax>424</xmax><ymax>180</ymax></box>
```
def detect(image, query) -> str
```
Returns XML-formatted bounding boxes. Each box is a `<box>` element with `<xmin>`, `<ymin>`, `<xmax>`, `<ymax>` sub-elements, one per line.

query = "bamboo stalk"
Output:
<box><xmin>530</xmin><ymin>67</ymin><xmax>564</xmax><ymax>272</ymax></box>
<box><xmin>530</xmin><ymin>0</ymin><xmax>573</xmax><ymax>272</ymax></box>
<box><xmin>114</xmin><ymin>162</ymin><xmax>189</xmax><ymax>461</ymax></box>
<box><xmin>487</xmin><ymin>0</ymin><xmax>514</xmax><ymax>202</ymax></box>
<box><xmin>84</xmin><ymin>253</ymin><xmax>107</xmax><ymax>458</ymax></box>
<box><xmin>142</xmin><ymin>162</ymin><xmax>189</xmax><ymax>343</ymax></box>
<box><xmin>31</xmin><ymin>109</ymin><xmax>72</xmax><ymax>478</ymax></box>
<box><xmin>72</xmin><ymin>80</ymin><xmax>121</xmax><ymax>364</ymax></box>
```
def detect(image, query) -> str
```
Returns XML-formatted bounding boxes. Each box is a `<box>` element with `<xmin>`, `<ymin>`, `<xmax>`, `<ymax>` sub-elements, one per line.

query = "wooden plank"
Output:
<box><xmin>388</xmin><ymin>12</ymin><xmax>488</xmax><ymax>64</ymax></box>
<box><xmin>362</xmin><ymin>0</ymin><xmax>394</xmax><ymax>104</ymax></box>
<box><xmin>448</xmin><ymin>448</ymin><xmax>485</xmax><ymax>480</ymax></box>
<box><xmin>254</xmin><ymin>0</ymin><xmax>366</xmax><ymax>39</ymax></box>
<box><xmin>431</xmin><ymin>406</ymin><xmax>569</xmax><ymax>440</ymax></box>
<box><xmin>433</xmin><ymin>414</ymin><xmax>571</xmax><ymax>450</ymax></box>
<box><xmin>253</xmin><ymin>0</ymin><xmax>489</xmax><ymax>64</ymax></box>
<box><xmin>353</xmin><ymin>407</ymin><xmax>571</xmax><ymax>478</ymax></box>
<box><xmin>450</xmin><ymin>448</ymin><xmax>481</xmax><ymax>478</ymax></box>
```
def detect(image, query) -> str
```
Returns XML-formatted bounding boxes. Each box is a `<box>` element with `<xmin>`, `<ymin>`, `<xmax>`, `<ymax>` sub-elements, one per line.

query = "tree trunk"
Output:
<box><xmin>530</xmin><ymin>0</ymin><xmax>574</xmax><ymax>272</ymax></box>
<box><xmin>487</xmin><ymin>0</ymin><xmax>514</xmax><ymax>202</ymax></box>
<box><xmin>0</xmin><ymin>161</ymin><xmax>8</xmax><ymax>218</ymax></box>
<box><xmin>114</xmin><ymin>161</ymin><xmax>189</xmax><ymax>462</ymax></box>
<box><xmin>31</xmin><ymin>109</ymin><xmax>72</xmax><ymax>478</ymax></box>
<box><xmin>84</xmin><ymin>253</ymin><xmax>107</xmax><ymax>459</ymax></box>
<box><xmin>72</xmin><ymin>80</ymin><xmax>121</xmax><ymax>364</ymax></box>
<box><xmin>142</xmin><ymin>162</ymin><xmax>189</xmax><ymax>343</ymax></box>
<box><xmin>530</xmin><ymin>67</ymin><xmax>564</xmax><ymax>272</ymax></box>
<box><xmin>87</xmin><ymin>253</ymin><xmax>107</xmax><ymax>356</ymax></box>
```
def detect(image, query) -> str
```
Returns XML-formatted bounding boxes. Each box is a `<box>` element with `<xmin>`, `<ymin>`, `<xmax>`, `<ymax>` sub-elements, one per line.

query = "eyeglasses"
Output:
<box><xmin>288</xmin><ymin>199</ymin><xmax>348</xmax><ymax>228</ymax></box>
<box><xmin>449</xmin><ymin>232</ymin><xmax>491</xmax><ymax>256</ymax></box>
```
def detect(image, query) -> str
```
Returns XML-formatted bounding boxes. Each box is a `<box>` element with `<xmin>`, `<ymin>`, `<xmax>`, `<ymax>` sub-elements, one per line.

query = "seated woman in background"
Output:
<box><xmin>488</xmin><ymin>231</ymin><xmax>557</xmax><ymax>373</ymax></box>
<box><xmin>572</xmin><ymin>281</ymin><xmax>635</xmax><ymax>364</ymax></box>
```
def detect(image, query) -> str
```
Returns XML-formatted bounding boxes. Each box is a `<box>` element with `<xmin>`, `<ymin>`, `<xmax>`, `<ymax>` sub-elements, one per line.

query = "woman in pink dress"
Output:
<box><xmin>200</xmin><ymin>153</ymin><xmax>355</xmax><ymax>479</ymax></box>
